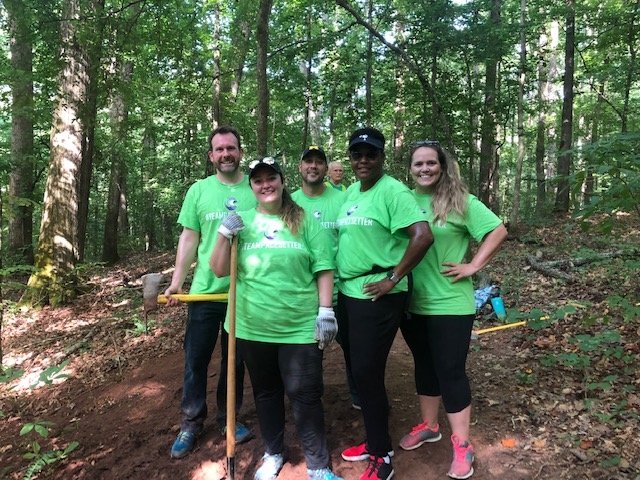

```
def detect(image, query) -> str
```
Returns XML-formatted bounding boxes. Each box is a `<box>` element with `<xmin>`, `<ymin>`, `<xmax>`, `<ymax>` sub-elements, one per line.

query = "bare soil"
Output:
<box><xmin>1</xmin><ymin>218</ymin><xmax>639</xmax><ymax>480</ymax></box>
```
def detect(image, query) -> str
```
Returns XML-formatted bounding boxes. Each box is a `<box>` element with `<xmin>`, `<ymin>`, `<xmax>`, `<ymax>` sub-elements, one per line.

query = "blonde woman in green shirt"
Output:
<box><xmin>399</xmin><ymin>141</ymin><xmax>507</xmax><ymax>480</ymax></box>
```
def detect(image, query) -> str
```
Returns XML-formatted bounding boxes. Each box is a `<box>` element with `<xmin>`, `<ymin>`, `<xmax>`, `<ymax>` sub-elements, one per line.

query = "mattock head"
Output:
<box><xmin>141</xmin><ymin>273</ymin><xmax>164</xmax><ymax>333</ymax></box>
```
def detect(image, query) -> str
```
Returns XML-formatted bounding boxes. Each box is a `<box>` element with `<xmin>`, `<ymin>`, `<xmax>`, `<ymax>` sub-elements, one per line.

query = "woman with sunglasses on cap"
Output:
<box><xmin>398</xmin><ymin>141</ymin><xmax>507</xmax><ymax>479</ymax></box>
<box><xmin>336</xmin><ymin>128</ymin><xmax>433</xmax><ymax>480</ymax></box>
<box><xmin>210</xmin><ymin>157</ymin><xmax>342</xmax><ymax>480</ymax></box>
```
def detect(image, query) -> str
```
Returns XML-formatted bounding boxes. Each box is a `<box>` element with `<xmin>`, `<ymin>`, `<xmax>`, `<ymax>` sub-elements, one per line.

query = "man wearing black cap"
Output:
<box><xmin>336</xmin><ymin>127</ymin><xmax>434</xmax><ymax>480</ymax></box>
<box><xmin>292</xmin><ymin>146</ymin><xmax>360</xmax><ymax>409</ymax></box>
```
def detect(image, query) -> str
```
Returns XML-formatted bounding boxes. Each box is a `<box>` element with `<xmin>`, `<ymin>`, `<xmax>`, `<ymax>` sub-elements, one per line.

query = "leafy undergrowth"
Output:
<box><xmin>473</xmin><ymin>212</ymin><xmax>640</xmax><ymax>478</ymax></box>
<box><xmin>0</xmin><ymin>213</ymin><xmax>639</xmax><ymax>479</ymax></box>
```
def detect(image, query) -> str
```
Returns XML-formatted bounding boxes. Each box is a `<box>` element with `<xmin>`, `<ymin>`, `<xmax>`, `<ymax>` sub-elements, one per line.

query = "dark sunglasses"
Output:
<box><xmin>349</xmin><ymin>150</ymin><xmax>379</xmax><ymax>160</ymax></box>
<box><xmin>411</xmin><ymin>140</ymin><xmax>440</xmax><ymax>148</ymax></box>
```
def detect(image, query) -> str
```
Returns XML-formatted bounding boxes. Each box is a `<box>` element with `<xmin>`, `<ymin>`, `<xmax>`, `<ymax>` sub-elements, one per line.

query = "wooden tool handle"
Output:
<box><xmin>157</xmin><ymin>293</ymin><xmax>228</xmax><ymax>303</ymax></box>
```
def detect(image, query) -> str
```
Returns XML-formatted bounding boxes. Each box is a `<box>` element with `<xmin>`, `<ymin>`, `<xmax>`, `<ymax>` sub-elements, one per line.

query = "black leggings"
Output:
<box><xmin>337</xmin><ymin>292</ymin><xmax>406</xmax><ymax>457</ymax></box>
<box><xmin>237</xmin><ymin>339</ymin><xmax>330</xmax><ymax>470</ymax></box>
<box><xmin>400</xmin><ymin>313</ymin><xmax>474</xmax><ymax>413</ymax></box>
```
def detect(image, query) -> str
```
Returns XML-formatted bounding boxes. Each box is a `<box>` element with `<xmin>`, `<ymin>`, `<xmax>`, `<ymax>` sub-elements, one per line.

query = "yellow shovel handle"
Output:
<box><xmin>157</xmin><ymin>293</ymin><xmax>228</xmax><ymax>303</ymax></box>
<box><xmin>475</xmin><ymin>321</ymin><xmax>527</xmax><ymax>335</ymax></box>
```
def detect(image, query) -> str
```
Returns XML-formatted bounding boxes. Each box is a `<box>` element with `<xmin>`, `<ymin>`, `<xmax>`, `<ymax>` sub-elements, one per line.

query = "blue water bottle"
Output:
<box><xmin>490</xmin><ymin>296</ymin><xmax>507</xmax><ymax>320</ymax></box>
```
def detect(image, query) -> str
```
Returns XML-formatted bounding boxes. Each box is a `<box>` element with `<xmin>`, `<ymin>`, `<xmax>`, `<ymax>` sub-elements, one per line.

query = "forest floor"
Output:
<box><xmin>1</xmin><ymin>214</ymin><xmax>639</xmax><ymax>480</ymax></box>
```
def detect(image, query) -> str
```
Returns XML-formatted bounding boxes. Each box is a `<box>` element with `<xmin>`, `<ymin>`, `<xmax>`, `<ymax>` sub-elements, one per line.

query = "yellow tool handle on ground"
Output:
<box><xmin>475</xmin><ymin>321</ymin><xmax>527</xmax><ymax>335</ymax></box>
<box><xmin>157</xmin><ymin>293</ymin><xmax>228</xmax><ymax>303</ymax></box>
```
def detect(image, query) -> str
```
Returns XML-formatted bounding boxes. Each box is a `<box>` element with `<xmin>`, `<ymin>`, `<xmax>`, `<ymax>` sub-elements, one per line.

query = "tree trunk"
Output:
<box><xmin>554</xmin><ymin>1</ymin><xmax>575</xmax><ymax>213</ymax></box>
<box><xmin>479</xmin><ymin>0</ymin><xmax>501</xmax><ymax>206</ymax></box>
<box><xmin>212</xmin><ymin>0</ymin><xmax>221</xmax><ymax>128</ymax></box>
<box><xmin>102</xmin><ymin>60</ymin><xmax>132</xmax><ymax>264</ymax></box>
<box><xmin>584</xmin><ymin>82</ymin><xmax>604</xmax><ymax>206</ymax></box>
<box><xmin>535</xmin><ymin>28</ymin><xmax>550</xmax><ymax>215</ymax></box>
<box><xmin>303</xmin><ymin>10</ymin><xmax>312</xmax><ymax>148</ymax></box>
<box><xmin>365</xmin><ymin>0</ymin><xmax>373</xmax><ymax>125</ymax></box>
<box><xmin>76</xmin><ymin>0</ymin><xmax>105</xmax><ymax>262</ymax></box>
<box><xmin>256</xmin><ymin>0</ymin><xmax>273</xmax><ymax>156</ymax></box>
<box><xmin>26</xmin><ymin>0</ymin><xmax>89</xmax><ymax>305</ymax></box>
<box><xmin>510</xmin><ymin>0</ymin><xmax>527</xmax><ymax>229</ymax></box>
<box><xmin>6</xmin><ymin>0</ymin><xmax>35</xmax><ymax>265</ymax></box>
<box><xmin>621</xmin><ymin>0</ymin><xmax>639</xmax><ymax>133</ymax></box>
<box><xmin>141</xmin><ymin>126</ymin><xmax>158</xmax><ymax>251</ymax></box>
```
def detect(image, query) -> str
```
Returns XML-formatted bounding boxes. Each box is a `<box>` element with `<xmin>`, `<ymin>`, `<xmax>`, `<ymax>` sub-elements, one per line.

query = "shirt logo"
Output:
<box><xmin>224</xmin><ymin>197</ymin><xmax>239</xmax><ymax>211</ymax></box>
<box><xmin>313</xmin><ymin>210</ymin><xmax>322</xmax><ymax>220</ymax></box>
<box><xmin>264</xmin><ymin>227</ymin><xmax>280</xmax><ymax>240</ymax></box>
<box><xmin>346</xmin><ymin>204</ymin><xmax>359</xmax><ymax>216</ymax></box>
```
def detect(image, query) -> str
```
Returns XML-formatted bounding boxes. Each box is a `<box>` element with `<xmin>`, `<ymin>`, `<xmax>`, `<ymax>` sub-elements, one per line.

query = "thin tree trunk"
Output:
<box><xmin>510</xmin><ymin>0</ymin><xmax>527</xmax><ymax>229</ymax></box>
<box><xmin>554</xmin><ymin>1</ymin><xmax>575</xmax><ymax>213</ymax></box>
<box><xmin>212</xmin><ymin>1</ymin><xmax>221</xmax><ymax>128</ymax></box>
<box><xmin>6</xmin><ymin>0</ymin><xmax>35</xmax><ymax>265</ymax></box>
<box><xmin>479</xmin><ymin>0</ymin><xmax>501</xmax><ymax>206</ymax></box>
<box><xmin>256</xmin><ymin>0</ymin><xmax>273</xmax><ymax>156</ymax></box>
<box><xmin>584</xmin><ymin>82</ymin><xmax>604</xmax><ymax>206</ymax></box>
<box><xmin>365</xmin><ymin>0</ymin><xmax>373</xmax><ymax>125</ymax></box>
<box><xmin>621</xmin><ymin>0</ymin><xmax>639</xmax><ymax>133</ymax></box>
<box><xmin>102</xmin><ymin>60</ymin><xmax>132</xmax><ymax>264</ymax></box>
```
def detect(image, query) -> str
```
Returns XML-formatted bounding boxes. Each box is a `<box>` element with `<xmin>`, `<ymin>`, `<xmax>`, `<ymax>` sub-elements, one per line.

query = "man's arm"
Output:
<box><xmin>164</xmin><ymin>227</ymin><xmax>200</xmax><ymax>305</ymax></box>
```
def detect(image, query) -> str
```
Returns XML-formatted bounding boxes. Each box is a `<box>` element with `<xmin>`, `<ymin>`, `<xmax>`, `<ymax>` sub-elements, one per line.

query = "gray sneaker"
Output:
<box><xmin>254</xmin><ymin>452</ymin><xmax>285</xmax><ymax>480</ymax></box>
<box><xmin>399</xmin><ymin>421</ymin><xmax>442</xmax><ymax>450</ymax></box>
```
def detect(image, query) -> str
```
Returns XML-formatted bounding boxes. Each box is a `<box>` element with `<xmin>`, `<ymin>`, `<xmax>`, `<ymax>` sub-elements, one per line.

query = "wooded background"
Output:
<box><xmin>1</xmin><ymin>0</ymin><xmax>639</xmax><ymax>305</ymax></box>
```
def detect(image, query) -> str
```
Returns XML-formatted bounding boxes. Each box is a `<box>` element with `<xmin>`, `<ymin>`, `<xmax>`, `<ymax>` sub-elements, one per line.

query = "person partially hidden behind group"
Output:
<box><xmin>325</xmin><ymin>161</ymin><xmax>348</xmax><ymax>192</ymax></box>
<box><xmin>399</xmin><ymin>140</ymin><xmax>507</xmax><ymax>479</ymax></box>
<box><xmin>210</xmin><ymin>156</ymin><xmax>343</xmax><ymax>480</ymax></box>
<box><xmin>336</xmin><ymin>127</ymin><xmax>434</xmax><ymax>480</ymax></box>
<box><xmin>291</xmin><ymin>146</ymin><xmax>360</xmax><ymax>410</ymax></box>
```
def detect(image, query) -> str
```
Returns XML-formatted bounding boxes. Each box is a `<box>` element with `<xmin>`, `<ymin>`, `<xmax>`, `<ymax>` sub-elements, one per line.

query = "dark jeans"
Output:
<box><xmin>180</xmin><ymin>301</ymin><xmax>245</xmax><ymax>434</ymax></box>
<box><xmin>337</xmin><ymin>292</ymin><xmax>406</xmax><ymax>457</ymax></box>
<box><xmin>238</xmin><ymin>339</ymin><xmax>329</xmax><ymax>470</ymax></box>
<box><xmin>400</xmin><ymin>313</ymin><xmax>474</xmax><ymax>413</ymax></box>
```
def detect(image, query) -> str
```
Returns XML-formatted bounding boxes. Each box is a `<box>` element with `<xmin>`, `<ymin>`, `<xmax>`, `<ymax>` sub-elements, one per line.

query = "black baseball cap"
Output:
<box><xmin>348</xmin><ymin>127</ymin><xmax>385</xmax><ymax>151</ymax></box>
<box><xmin>301</xmin><ymin>145</ymin><xmax>327</xmax><ymax>162</ymax></box>
<box><xmin>248</xmin><ymin>157</ymin><xmax>283</xmax><ymax>180</ymax></box>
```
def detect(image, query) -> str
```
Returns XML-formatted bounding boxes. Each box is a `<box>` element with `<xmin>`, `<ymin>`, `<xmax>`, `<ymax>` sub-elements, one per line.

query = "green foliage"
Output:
<box><xmin>127</xmin><ymin>315</ymin><xmax>154</xmax><ymax>336</ymax></box>
<box><xmin>30</xmin><ymin>360</ymin><xmax>70</xmax><ymax>390</ymax></box>
<box><xmin>20</xmin><ymin>419</ymin><xmax>79</xmax><ymax>480</ymax></box>
<box><xmin>569</xmin><ymin>133</ymin><xmax>640</xmax><ymax>231</ymax></box>
<box><xmin>0</xmin><ymin>366</ymin><xmax>25</xmax><ymax>385</ymax></box>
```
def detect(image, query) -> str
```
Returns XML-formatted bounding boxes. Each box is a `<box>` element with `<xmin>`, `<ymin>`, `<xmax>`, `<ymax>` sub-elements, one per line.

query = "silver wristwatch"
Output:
<box><xmin>386</xmin><ymin>270</ymin><xmax>401</xmax><ymax>284</ymax></box>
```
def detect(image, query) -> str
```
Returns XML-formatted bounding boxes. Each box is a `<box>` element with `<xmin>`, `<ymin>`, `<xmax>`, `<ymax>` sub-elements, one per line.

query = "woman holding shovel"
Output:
<box><xmin>210</xmin><ymin>157</ymin><xmax>343</xmax><ymax>480</ymax></box>
<box><xmin>399</xmin><ymin>141</ymin><xmax>507</xmax><ymax>479</ymax></box>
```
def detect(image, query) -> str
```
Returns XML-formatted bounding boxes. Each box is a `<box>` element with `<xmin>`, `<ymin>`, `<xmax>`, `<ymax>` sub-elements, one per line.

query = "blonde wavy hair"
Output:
<box><xmin>409</xmin><ymin>143</ymin><xmax>468</xmax><ymax>225</ymax></box>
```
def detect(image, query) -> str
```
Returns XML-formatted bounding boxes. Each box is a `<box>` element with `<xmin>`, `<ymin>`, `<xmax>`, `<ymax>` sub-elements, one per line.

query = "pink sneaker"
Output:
<box><xmin>447</xmin><ymin>434</ymin><xmax>474</xmax><ymax>479</ymax></box>
<box><xmin>399</xmin><ymin>421</ymin><xmax>442</xmax><ymax>450</ymax></box>
<box><xmin>341</xmin><ymin>442</ymin><xmax>395</xmax><ymax>462</ymax></box>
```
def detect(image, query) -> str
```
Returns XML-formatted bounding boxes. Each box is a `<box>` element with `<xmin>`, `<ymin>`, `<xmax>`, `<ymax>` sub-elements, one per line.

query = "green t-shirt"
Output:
<box><xmin>336</xmin><ymin>174</ymin><xmax>425</xmax><ymax>299</ymax></box>
<box><xmin>177</xmin><ymin>175</ymin><xmax>256</xmax><ymax>294</ymax></box>
<box><xmin>226</xmin><ymin>208</ymin><xmax>334</xmax><ymax>344</ymax></box>
<box><xmin>409</xmin><ymin>192</ymin><xmax>502</xmax><ymax>315</ymax></box>
<box><xmin>292</xmin><ymin>186</ymin><xmax>345</xmax><ymax>305</ymax></box>
<box><xmin>325</xmin><ymin>181</ymin><xmax>347</xmax><ymax>192</ymax></box>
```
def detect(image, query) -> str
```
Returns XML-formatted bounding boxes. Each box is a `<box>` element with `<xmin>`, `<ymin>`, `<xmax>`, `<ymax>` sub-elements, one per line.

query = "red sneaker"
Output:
<box><xmin>341</xmin><ymin>442</ymin><xmax>395</xmax><ymax>462</ymax></box>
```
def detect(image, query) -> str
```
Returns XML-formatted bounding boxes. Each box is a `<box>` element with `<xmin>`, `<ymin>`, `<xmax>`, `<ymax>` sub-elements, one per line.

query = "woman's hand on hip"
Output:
<box><xmin>362</xmin><ymin>278</ymin><xmax>396</xmax><ymax>302</ymax></box>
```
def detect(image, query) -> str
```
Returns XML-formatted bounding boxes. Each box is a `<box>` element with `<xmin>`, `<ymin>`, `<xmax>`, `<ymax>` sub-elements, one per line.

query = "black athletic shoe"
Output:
<box><xmin>359</xmin><ymin>455</ymin><xmax>394</xmax><ymax>480</ymax></box>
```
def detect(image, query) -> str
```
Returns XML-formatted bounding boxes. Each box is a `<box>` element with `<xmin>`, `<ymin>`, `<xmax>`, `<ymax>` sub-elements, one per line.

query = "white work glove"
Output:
<box><xmin>315</xmin><ymin>307</ymin><xmax>338</xmax><ymax>350</ymax></box>
<box><xmin>218</xmin><ymin>212</ymin><xmax>245</xmax><ymax>239</ymax></box>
